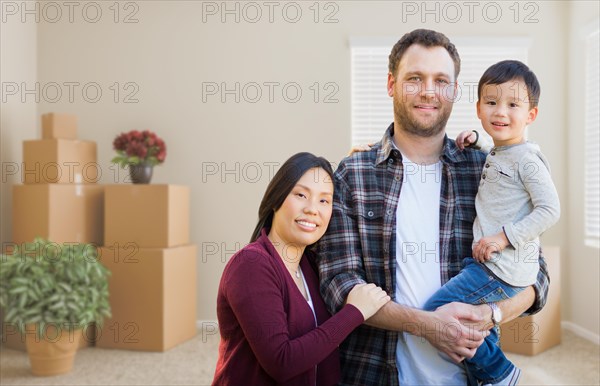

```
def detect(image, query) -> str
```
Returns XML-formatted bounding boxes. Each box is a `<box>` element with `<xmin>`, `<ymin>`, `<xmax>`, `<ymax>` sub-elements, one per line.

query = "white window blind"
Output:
<box><xmin>350</xmin><ymin>42</ymin><xmax>393</xmax><ymax>145</ymax></box>
<box><xmin>584</xmin><ymin>27</ymin><xmax>600</xmax><ymax>247</ymax></box>
<box><xmin>350</xmin><ymin>37</ymin><xmax>529</xmax><ymax>146</ymax></box>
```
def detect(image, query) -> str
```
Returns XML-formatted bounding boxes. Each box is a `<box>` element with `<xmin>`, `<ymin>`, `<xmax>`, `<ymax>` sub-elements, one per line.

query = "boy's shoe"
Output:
<box><xmin>482</xmin><ymin>367</ymin><xmax>522</xmax><ymax>386</ymax></box>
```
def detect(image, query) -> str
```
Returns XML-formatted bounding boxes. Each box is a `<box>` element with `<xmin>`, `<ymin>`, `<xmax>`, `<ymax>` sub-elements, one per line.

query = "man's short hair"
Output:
<box><xmin>388</xmin><ymin>29</ymin><xmax>461</xmax><ymax>78</ymax></box>
<box><xmin>478</xmin><ymin>60</ymin><xmax>541</xmax><ymax>108</ymax></box>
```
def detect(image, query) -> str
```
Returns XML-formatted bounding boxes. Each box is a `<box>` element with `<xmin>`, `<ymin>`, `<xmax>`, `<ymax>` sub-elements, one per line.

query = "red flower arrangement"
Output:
<box><xmin>111</xmin><ymin>130</ymin><xmax>167</xmax><ymax>167</ymax></box>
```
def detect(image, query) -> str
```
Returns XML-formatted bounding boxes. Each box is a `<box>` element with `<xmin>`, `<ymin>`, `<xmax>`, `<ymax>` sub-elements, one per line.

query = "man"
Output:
<box><xmin>317</xmin><ymin>29</ymin><xmax>549</xmax><ymax>386</ymax></box>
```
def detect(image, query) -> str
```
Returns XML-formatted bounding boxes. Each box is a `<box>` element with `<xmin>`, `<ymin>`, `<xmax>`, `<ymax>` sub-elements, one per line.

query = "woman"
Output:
<box><xmin>212</xmin><ymin>152</ymin><xmax>390</xmax><ymax>386</ymax></box>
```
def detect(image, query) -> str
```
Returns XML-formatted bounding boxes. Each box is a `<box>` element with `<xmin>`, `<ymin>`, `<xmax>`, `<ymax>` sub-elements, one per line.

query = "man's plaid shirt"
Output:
<box><xmin>316</xmin><ymin>124</ymin><xmax>550</xmax><ymax>386</ymax></box>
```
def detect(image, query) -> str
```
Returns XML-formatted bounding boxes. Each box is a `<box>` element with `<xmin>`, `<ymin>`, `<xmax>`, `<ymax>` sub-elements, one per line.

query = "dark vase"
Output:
<box><xmin>129</xmin><ymin>163</ymin><xmax>153</xmax><ymax>184</ymax></box>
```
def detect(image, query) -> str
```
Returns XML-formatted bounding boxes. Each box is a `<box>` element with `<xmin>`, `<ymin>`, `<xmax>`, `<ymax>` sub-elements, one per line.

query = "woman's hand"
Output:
<box><xmin>347</xmin><ymin>143</ymin><xmax>374</xmax><ymax>156</ymax></box>
<box><xmin>346</xmin><ymin>283</ymin><xmax>390</xmax><ymax>320</ymax></box>
<box><xmin>455</xmin><ymin>130</ymin><xmax>477</xmax><ymax>150</ymax></box>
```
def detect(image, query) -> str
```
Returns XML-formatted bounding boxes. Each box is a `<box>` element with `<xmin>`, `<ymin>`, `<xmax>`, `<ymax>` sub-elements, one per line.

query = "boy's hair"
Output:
<box><xmin>478</xmin><ymin>60</ymin><xmax>541</xmax><ymax>108</ymax></box>
<box><xmin>388</xmin><ymin>29</ymin><xmax>461</xmax><ymax>78</ymax></box>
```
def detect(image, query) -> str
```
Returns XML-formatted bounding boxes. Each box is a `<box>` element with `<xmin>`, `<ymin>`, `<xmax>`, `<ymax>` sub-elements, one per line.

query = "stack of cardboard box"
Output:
<box><xmin>3</xmin><ymin>113</ymin><xmax>103</xmax><ymax>350</ymax></box>
<box><xmin>96</xmin><ymin>185</ymin><xmax>197</xmax><ymax>351</ymax></box>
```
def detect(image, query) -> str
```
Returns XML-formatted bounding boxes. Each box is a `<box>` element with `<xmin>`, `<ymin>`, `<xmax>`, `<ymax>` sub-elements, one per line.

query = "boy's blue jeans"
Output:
<box><xmin>423</xmin><ymin>258</ymin><xmax>525</xmax><ymax>384</ymax></box>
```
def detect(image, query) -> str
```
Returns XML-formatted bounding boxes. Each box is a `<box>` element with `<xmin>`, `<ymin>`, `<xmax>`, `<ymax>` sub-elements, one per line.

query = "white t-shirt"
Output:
<box><xmin>394</xmin><ymin>154</ymin><xmax>467</xmax><ymax>385</ymax></box>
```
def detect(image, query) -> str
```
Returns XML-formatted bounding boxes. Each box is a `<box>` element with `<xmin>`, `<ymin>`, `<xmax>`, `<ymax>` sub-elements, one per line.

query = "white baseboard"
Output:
<box><xmin>562</xmin><ymin>321</ymin><xmax>600</xmax><ymax>345</ymax></box>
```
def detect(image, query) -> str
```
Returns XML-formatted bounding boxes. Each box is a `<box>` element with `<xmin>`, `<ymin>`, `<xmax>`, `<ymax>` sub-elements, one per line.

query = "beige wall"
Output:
<box><xmin>0</xmin><ymin>7</ymin><xmax>38</xmax><ymax>245</ymax></box>
<box><xmin>566</xmin><ymin>1</ymin><xmax>600</xmax><ymax>337</ymax></box>
<box><xmin>1</xmin><ymin>1</ymin><xmax>583</xmax><ymax>326</ymax></box>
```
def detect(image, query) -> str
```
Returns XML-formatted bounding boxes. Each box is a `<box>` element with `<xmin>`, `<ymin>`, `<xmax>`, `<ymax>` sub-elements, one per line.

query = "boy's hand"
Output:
<box><xmin>348</xmin><ymin>143</ymin><xmax>374</xmax><ymax>156</ymax></box>
<box><xmin>456</xmin><ymin>130</ymin><xmax>477</xmax><ymax>150</ymax></box>
<box><xmin>472</xmin><ymin>232</ymin><xmax>510</xmax><ymax>262</ymax></box>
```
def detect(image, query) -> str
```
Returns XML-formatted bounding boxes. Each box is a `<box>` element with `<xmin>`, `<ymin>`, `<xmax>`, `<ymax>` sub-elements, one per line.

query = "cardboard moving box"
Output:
<box><xmin>500</xmin><ymin>246</ymin><xmax>561</xmax><ymax>355</ymax></box>
<box><xmin>104</xmin><ymin>185</ymin><xmax>190</xmax><ymax>248</ymax></box>
<box><xmin>23</xmin><ymin>139</ymin><xmax>98</xmax><ymax>184</ymax></box>
<box><xmin>41</xmin><ymin>113</ymin><xmax>77</xmax><ymax>140</ymax></box>
<box><xmin>12</xmin><ymin>184</ymin><xmax>104</xmax><ymax>245</ymax></box>
<box><xmin>96</xmin><ymin>245</ymin><xmax>197</xmax><ymax>351</ymax></box>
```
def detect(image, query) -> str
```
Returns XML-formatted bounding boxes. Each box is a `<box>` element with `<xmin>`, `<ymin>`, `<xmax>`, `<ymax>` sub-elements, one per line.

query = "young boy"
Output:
<box><xmin>422</xmin><ymin>60</ymin><xmax>561</xmax><ymax>386</ymax></box>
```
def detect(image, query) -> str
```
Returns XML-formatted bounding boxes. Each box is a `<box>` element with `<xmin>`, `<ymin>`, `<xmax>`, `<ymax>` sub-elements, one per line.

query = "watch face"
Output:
<box><xmin>492</xmin><ymin>304</ymin><xmax>502</xmax><ymax>324</ymax></box>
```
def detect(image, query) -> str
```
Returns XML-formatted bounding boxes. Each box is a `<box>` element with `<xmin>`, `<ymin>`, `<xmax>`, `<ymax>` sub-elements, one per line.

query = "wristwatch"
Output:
<box><xmin>488</xmin><ymin>302</ymin><xmax>502</xmax><ymax>326</ymax></box>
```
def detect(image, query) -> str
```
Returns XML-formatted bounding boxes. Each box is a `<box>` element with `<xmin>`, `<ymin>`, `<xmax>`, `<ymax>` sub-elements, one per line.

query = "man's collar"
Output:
<box><xmin>375</xmin><ymin>123</ymin><xmax>397</xmax><ymax>165</ymax></box>
<box><xmin>376</xmin><ymin>123</ymin><xmax>468</xmax><ymax>165</ymax></box>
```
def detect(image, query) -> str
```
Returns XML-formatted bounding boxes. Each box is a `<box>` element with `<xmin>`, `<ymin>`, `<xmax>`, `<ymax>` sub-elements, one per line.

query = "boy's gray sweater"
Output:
<box><xmin>474</xmin><ymin>141</ymin><xmax>560</xmax><ymax>286</ymax></box>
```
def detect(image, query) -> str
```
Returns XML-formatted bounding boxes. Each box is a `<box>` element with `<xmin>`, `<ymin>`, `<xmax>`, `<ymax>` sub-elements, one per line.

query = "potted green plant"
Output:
<box><xmin>111</xmin><ymin>130</ymin><xmax>167</xmax><ymax>184</ymax></box>
<box><xmin>0</xmin><ymin>239</ymin><xmax>111</xmax><ymax>376</ymax></box>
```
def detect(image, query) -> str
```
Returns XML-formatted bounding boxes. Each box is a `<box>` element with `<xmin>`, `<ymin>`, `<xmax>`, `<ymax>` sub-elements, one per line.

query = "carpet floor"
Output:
<box><xmin>1</xmin><ymin>329</ymin><xmax>598</xmax><ymax>385</ymax></box>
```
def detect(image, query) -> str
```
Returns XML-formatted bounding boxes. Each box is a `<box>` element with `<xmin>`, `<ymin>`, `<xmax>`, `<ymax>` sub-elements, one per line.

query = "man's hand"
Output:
<box><xmin>472</xmin><ymin>232</ymin><xmax>510</xmax><ymax>262</ymax></box>
<box><xmin>451</xmin><ymin>302</ymin><xmax>494</xmax><ymax>332</ymax></box>
<box><xmin>455</xmin><ymin>130</ymin><xmax>477</xmax><ymax>150</ymax></box>
<box><xmin>419</xmin><ymin>302</ymin><xmax>489</xmax><ymax>363</ymax></box>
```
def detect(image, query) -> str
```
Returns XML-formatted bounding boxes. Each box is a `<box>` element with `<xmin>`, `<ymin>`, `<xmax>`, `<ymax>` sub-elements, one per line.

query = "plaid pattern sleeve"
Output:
<box><xmin>316</xmin><ymin>126</ymin><xmax>404</xmax><ymax>386</ymax></box>
<box><xmin>317</xmin><ymin>159</ymin><xmax>368</xmax><ymax>314</ymax></box>
<box><xmin>525</xmin><ymin>249</ymin><xmax>550</xmax><ymax>315</ymax></box>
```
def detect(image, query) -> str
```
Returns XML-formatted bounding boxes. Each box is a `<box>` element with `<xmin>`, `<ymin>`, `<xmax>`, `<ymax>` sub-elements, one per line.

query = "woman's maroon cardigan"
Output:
<box><xmin>212</xmin><ymin>229</ymin><xmax>364</xmax><ymax>386</ymax></box>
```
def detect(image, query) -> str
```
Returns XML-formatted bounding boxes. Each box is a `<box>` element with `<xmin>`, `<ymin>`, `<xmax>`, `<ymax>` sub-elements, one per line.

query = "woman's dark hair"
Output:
<box><xmin>250</xmin><ymin>152</ymin><xmax>334</xmax><ymax>243</ymax></box>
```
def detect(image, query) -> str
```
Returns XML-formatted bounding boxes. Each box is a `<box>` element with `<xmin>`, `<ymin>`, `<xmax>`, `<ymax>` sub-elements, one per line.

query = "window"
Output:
<box><xmin>350</xmin><ymin>37</ymin><xmax>529</xmax><ymax>146</ymax></box>
<box><xmin>583</xmin><ymin>23</ymin><xmax>600</xmax><ymax>248</ymax></box>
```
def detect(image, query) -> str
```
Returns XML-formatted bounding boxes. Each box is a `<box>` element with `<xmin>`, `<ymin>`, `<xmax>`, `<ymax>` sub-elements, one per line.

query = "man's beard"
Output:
<box><xmin>393</xmin><ymin>95</ymin><xmax>452</xmax><ymax>138</ymax></box>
